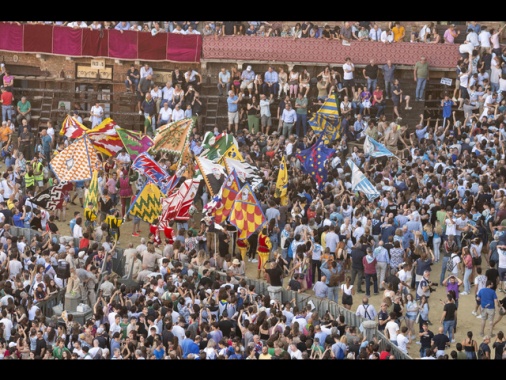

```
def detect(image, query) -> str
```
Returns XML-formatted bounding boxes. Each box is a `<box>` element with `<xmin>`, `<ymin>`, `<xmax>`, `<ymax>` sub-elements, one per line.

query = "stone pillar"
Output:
<box><xmin>361</xmin><ymin>320</ymin><xmax>378</xmax><ymax>342</ymax></box>
<box><xmin>64</xmin><ymin>293</ymin><xmax>80</xmax><ymax>312</ymax></box>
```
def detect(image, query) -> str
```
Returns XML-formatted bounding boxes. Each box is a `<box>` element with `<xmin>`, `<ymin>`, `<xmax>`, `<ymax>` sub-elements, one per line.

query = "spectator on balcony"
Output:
<box><xmin>140</xmin><ymin>63</ymin><xmax>153</xmax><ymax>79</ymax></box>
<box><xmin>263</xmin><ymin>66</ymin><xmax>279</xmax><ymax>99</ymax></box>
<box><xmin>292</xmin><ymin>23</ymin><xmax>302</xmax><ymax>39</ymax></box>
<box><xmin>217</xmin><ymin>67</ymin><xmax>231</xmax><ymax>96</ymax></box>
<box><xmin>341</xmin><ymin>22</ymin><xmax>353</xmax><ymax>44</ymax></box>
<box><xmin>202</xmin><ymin>23</ymin><xmax>215</xmax><ymax>37</ymax></box>
<box><xmin>301</xmin><ymin>22</ymin><xmax>313</xmax><ymax>39</ymax></box>
<box><xmin>150</xmin><ymin>84</ymin><xmax>162</xmax><ymax>114</ymax></box>
<box><xmin>151</xmin><ymin>22</ymin><xmax>164</xmax><ymax>36</ymax></box>
<box><xmin>310</xmin><ymin>24</ymin><xmax>321</xmax><ymax>39</ymax></box>
<box><xmin>444</xmin><ymin>24</ymin><xmax>460</xmax><ymax>44</ymax></box>
<box><xmin>170</xmin><ymin>84</ymin><xmax>185</xmax><ymax>110</ymax></box>
<box><xmin>357</xmin><ymin>26</ymin><xmax>369</xmax><ymax>41</ymax></box>
<box><xmin>172</xmin><ymin>24</ymin><xmax>184</xmax><ymax>34</ymax></box>
<box><xmin>141</xmin><ymin>23</ymin><xmax>150</xmax><ymax>32</ymax></box>
<box><xmin>380</xmin><ymin>28</ymin><xmax>394</xmax><ymax>44</ymax></box>
<box><xmin>184</xmin><ymin>68</ymin><xmax>202</xmax><ymax>93</ymax></box>
<box><xmin>222</xmin><ymin>21</ymin><xmax>236</xmax><ymax>36</ymax></box>
<box><xmin>369</xmin><ymin>23</ymin><xmax>382</xmax><ymax>42</ymax></box>
<box><xmin>186</xmin><ymin>25</ymin><xmax>200</xmax><ymax>35</ymax></box>
<box><xmin>256</xmin><ymin>25</ymin><xmax>267</xmax><ymax>37</ymax></box>
<box><xmin>414</xmin><ymin>56</ymin><xmax>429</xmax><ymax>102</ymax></box>
<box><xmin>67</xmin><ymin>21</ymin><xmax>88</xmax><ymax>29</ymax></box>
<box><xmin>299</xmin><ymin>68</ymin><xmax>311</xmax><ymax>97</ymax></box>
<box><xmin>281</xmin><ymin>25</ymin><xmax>292</xmax><ymax>38</ymax></box>
<box><xmin>3</xmin><ymin>71</ymin><xmax>15</xmax><ymax>93</ymax></box>
<box><xmin>16</xmin><ymin>96</ymin><xmax>31</xmax><ymax>126</ymax></box>
<box><xmin>426</xmin><ymin>32</ymin><xmax>441</xmax><ymax>44</ymax></box>
<box><xmin>240</xmin><ymin>66</ymin><xmax>255</xmax><ymax>96</ymax></box>
<box><xmin>246</xmin><ymin>24</ymin><xmax>257</xmax><ymax>36</ymax></box>
<box><xmin>114</xmin><ymin>21</ymin><xmax>130</xmax><ymax>33</ymax></box>
<box><xmin>227</xmin><ymin>90</ymin><xmax>242</xmax><ymax>134</ymax></box>
<box><xmin>391</xmin><ymin>22</ymin><xmax>406</xmax><ymax>42</ymax></box>
<box><xmin>89</xmin><ymin>21</ymin><xmax>102</xmax><ymax>30</ymax></box>
<box><xmin>129</xmin><ymin>21</ymin><xmax>141</xmax><ymax>32</ymax></box>
<box><xmin>418</xmin><ymin>22</ymin><xmax>434</xmax><ymax>43</ymax></box>
<box><xmin>124</xmin><ymin>64</ymin><xmax>140</xmax><ymax>93</ymax></box>
<box><xmin>343</xmin><ymin>57</ymin><xmax>356</xmax><ymax>98</ymax></box>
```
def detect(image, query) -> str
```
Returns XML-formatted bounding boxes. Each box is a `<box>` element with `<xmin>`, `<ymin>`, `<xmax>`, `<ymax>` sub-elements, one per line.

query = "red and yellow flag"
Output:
<box><xmin>228</xmin><ymin>183</ymin><xmax>267</xmax><ymax>240</ymax></box>
<box><xmin>214</xmin><ymin>170</ymin><xmax>240</xmax><ymax>224</ymax></box>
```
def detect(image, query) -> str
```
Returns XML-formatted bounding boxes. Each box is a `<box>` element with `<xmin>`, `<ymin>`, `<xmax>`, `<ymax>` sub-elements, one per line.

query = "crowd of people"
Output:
<box><xmin>1</xmin><ymin>21</ymin><xmax>506</xmax><ymax>360</ymax></box>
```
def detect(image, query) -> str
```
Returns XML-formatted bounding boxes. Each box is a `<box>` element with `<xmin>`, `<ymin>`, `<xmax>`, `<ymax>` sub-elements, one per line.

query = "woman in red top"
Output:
<box><xmin>150</xmin><ymin>218</ymin><xmax>161</xmax><ymax>244</ymax></box>
<box><xmin>257</xmin><ymin>227</ymin><xmax>272</xmax><ymax>279</ymax></box>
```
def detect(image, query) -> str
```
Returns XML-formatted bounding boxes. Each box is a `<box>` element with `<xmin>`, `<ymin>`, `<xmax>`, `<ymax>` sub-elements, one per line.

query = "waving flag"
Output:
<box><xmin>207</xmin><ymin>170</ymin><xmax>241</xmax><ymax>224</ymax></box>
<box><xmin>177</xmin><ymin>142</ymin><xmax>196</xmax><ymax>180</ymax></box>
<box><xmin>116</xmin><ymin>127</ymin><xmax>154</xmax><ymax>161</ymax></box>
<box><xmin>60</xmin><ymin>114</ymin><xmax>88</xmax><ymax>139</ymax></box>
<box><xmin>84</xmin><ymin>170</ymin><xmax>99</xmax><ymax>213</ymax></box>
<box><xmin>161</xmin><ymin>178</ymin><xmax>200</xmax><ymax>223</ymax></box>
<box><xmin>30</xmin><ymin>181</ymin><xmax>73</xmax><ymax>211</ymax></box>
<box><xmin>150</xmin><ymin>118</ymin><xmax>193</xmax><ymax>155</ymax></box>
<box><xmin>346</xmin><ymin>159</ymin><xmax>380</xmax><ymax>201</ymax></box>
<box><xmin>363</xmin><ymin>135</ymin><xmax>398</xmax><ymax>159</ymax></box>
<box><xmin>131</xmin><ymin>152</ymin><xmax>170</xmax><ymax>190</ymax></box>
<box><xmin>228</xmin><ymin>183</ymin><xmax>267</xmax><ymax>240</ymax></box>
<box><xmin>296</xmin><ymin>137</ymin><xmax>336</xmax><ymax>191</ymax></box>
<box><xmin>127</xmin><ymin>182</ymin><xmax>163</xmax><ymax>224</ymax></box>
<box><xmin>50</xmin><ymin>134</ymin><xmax>100</xmax><ymax>182</ymax></box>
<box><xmin>308</xmin><ymin>94</ymin><xmax>341</xmax><ymax>143</ymax></box>
<box><xmin>275</xmin><ymin>155</ymin><xmax>288</xmax><ymax>206</ymax></box>
<box><xmin>86</xmin><ymin>118</ymin><xmax>124</xmax><ymax>157</ymax></box>
<box><xmin>201</xmin><ymin>131</ymin><xmax>239</xmax><ymax>161</ymax></box>
<box><xmin>222</xmin><ymin>157</ymin><xmax>263</xmax><ymax>190</ymax></box>
<box><xmin>195</xmin><ymin>156</ymin><xmax>227</xmax><ymax>197</ymax></box>
<box><xmin>220</xmin><ymin>143</ymin><xmax>244</xmax><ymax>162</ymax></box>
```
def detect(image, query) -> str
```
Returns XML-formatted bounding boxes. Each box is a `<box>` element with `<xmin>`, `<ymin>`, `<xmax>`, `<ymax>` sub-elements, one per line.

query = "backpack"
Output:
<box><xmin>477</xmin><ymin>342</ymin><xmax>488</xmax><ymax>360</ymax></box>
<box><xmin>447</xmin><ymin>254</ymin><xmax>456</xmax><ymax>272</ymax></box>
<box><xmin>335</xmin><ymin>344</ymin><xmax>345</xmax><ymax>360</ymax></box>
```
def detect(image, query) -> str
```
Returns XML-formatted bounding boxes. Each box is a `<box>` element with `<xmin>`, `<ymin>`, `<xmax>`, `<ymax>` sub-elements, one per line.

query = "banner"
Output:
<box><xmin>86</xmin><ymin>118</ymin><xmax>124</xmax><ymax>157</ymax></box>
<box><xmin>160</xmin><ymin>178</ymin><xmax>200</xmax><ymax>223</ymax></box>
<box><xmin>195</xmin><ymin>156</ymin><xmax>227</xmax><ymax>197</ymax></box>
<box><xmin>296</xmin><ymin>137</ymin><xmax>335</xmax><ymax>191</ymax></box>
<box><xmin>346</xmin><ymin>159</ymin><xmax>381</xmax><ymax>201</ymax></box>
<box><xmin>60</xmin><ymin>114</ymin><xmax>88</xmax><ymax>139</ymax></box>
<box><xmin>275</xmin><ymin>155</ymin><xmax>288</xmax><ymax>206</ymax></box>
<box><xmin>228</xmin><ymin>183</ymin><xmax>267</xmax><ymax>240</ymax></box>
<box><xmin>29</xmin><ymin>181</ymin><xmax>73</xmax><ymax>211</ymax></box>
<box><xmin>116</xmin><ymin>127</ymin><xmax>154</xmax><ymax>161</ymax></box>
<box><xmin>150</xmin><ymin>118</ymin><xmax>193</xmax><ymax>155</ymax></box>
<box><xmin>84</xmin><ymin>170</ymin><xmax>99</xmax><ymax>213</ymax></box>
<box><xmin>127</xmin><ymin>182</ymin><xmax>163</xmax><ymax>224</ymax></box>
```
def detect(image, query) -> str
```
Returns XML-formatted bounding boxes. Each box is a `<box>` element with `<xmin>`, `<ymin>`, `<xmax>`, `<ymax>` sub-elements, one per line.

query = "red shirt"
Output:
<box><xmin>1</xmin><ymin>90</ymin><xmax>13</xmax><ymax>106</ymax></box>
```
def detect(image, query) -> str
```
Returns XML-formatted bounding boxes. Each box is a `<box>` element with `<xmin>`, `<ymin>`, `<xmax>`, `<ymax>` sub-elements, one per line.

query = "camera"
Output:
<box><xmin>428</xmin><ymin>282</ymin><xmax>438</xmax><ymax>292</ymax></box>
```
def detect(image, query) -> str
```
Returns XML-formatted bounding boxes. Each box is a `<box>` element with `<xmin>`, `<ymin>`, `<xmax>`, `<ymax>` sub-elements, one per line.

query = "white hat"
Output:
<box><xmin>246</xmin><ymin>65</ymin><xmax>252</xmax><ymax>71</ymax></box>
<box><xmin>96</xmin><ymin>327</ymin><xmax>105</xmax><ymax>334</ymax></box>
<box><xmin>78</xmin><ymin>251</ymin><xmax>86</xmax><ymax>258</ymax></box>
<box><xmin>232</xmin><ymin>259</ymin><xmax>240</xmax><ymax>265</ymax></box>
<box><xmin>205</xmin><ymin>289</ymin><xmax>212</xmax><ymax>295</ymax></box>
<box><xmin>8</xmin><ymin>342</ymin><xmax>16</xmax><ymax>348</ymax></box>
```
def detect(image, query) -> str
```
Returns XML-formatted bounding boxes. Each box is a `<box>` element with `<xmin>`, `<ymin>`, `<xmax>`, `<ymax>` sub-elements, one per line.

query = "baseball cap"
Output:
<box><xmin>246</xmin><ymin>65</ymin><xmax>252</xmax><ymax>71</ymax></box>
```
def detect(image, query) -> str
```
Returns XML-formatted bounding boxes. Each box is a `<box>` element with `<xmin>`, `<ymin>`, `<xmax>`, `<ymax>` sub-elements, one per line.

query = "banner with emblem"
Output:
<box><xmin>160</xmin><ymin>178</ymin><xmax>200</xmax><ymax>223</ymax></box>
<box><xmin>228</xmin><ymin>183</ymin><xmax>267</xmax><ymax>240</ymax></box>
<box><xmin>84</xmin><ymin>170</ymin><xmax>99</xmax><ymax>213</ymax></box>
<box><xmin>86</xmin><ymin>118</ymin><xmax>124</xmax><ymax>157</ymax></box>
<box><xmin>275</xmin><ymin>155</ymin><xmax>288</xmax><ymax>206</ymax></box>
<box><xmin>116</xmin><ymin>127</ymin><xmax>154</xmax><ymax>161</ymax></box>
<box><xmin>29</xmin><ymin>181</ymin><xmax>74</xmax><ymax>211</ymax></box>
<box><xmin>50</xmin><ymin>134</ymin><xmax>100</xmax><ymax>182</ymax></box>
<box><xmin>150</xmin><ymin>118</ymin><xmax>193</xmax><ymax>155</ymax></box>
<box><xmin>60</xmin><ymin>114</ymin><xmax>88</xmax><ymax>140</ymax></box>
<box><xmin>126</xmin><ymin>182</ymin><xmax>163</xmax><ymax>224</ymax></box>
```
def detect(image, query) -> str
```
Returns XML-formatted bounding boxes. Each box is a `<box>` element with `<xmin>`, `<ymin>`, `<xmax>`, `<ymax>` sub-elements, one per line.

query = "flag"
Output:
<box><xmin>195</xmin><ymin>156</ymin><xmax>227</xmax><ymax>197</ymax></box>
<box><xmin>296</xmin><ymin>137</ymin><xmax>336</xmax><ymax>191</ymax></box>
<box><xmin>177</xmin><ymin>142</ymin><xmax>196</xmax><ymax>180</ymax></box>
<box><xmin>363</xmin><ymin>135</ymin><xmax>398</xmax><ymax>159</ymax></box>
<box><xmin>60</xmin><ymin>114</ymin><xmax>88</xmax><ymax>139</ymax></box>
<box><xmin>50</xmin><ymin>134</ymin><xmax>100</xmax><ymax>182</ymax></box>
<box><xmin>160</xmin><ymin>178</ymin><xmax>200</xmax><ymax>223</ymax></box>
<box><xmin>200</xmin><ymin>131</ymin><xmax>238</xmax><ymax>160</ymax></box>
<box><xmin>126</xmin><ymin>182</ymin><xmax>163</xmax><ymax>224</ymax></box>
<box><xmin>308</xmin><ymin>94</ymin><xmax>341</xmax><ymax>143</ymax></box>
<box><xmin>131</xmin><ymin>152</ymin><xmax>170</xmax><ymax>191</ymax></box>
<box><xmin>29</xmin><ymin>181</ymin><xmax>73</xmax><ymax>211</ymax></box>
<box><xmin>116</xmin><ymin>127</ymin><xmax>154</xmax><ymax>161</ymax></box>
<box><xmin>150</xmin><ymin>118</ymin><xmax>193</xmax><ymax>155</ymax></box>
<box><xmin>86</xmin><ymin>118</ymin><xmax>124</xmax><ymax>157</ymax></box>
<box><xmin>220</xmin><ymin>143</ymin><xmax>244</xmax><ymax>162</ymax></box>
<box><xmin>346</xmin><ymin>159</ymin><xmax>381</xmax><ymax>202</ymax></box>
<box><xmin>228</xmin><ymin>183</ymin><xmax>267</xmax><ymax>240</ymax></box>
<box><xmin>208</xmin><ymin>170</ymin><xmax>241</xmax><ymax>224</ymax></box>
<box><xmin>84</xmin><ymin>170</ymin><xmax>99</xmax><ymax>213</ymax></box>
<box><xmin>275</xmin><ymin>155</ymin><xmax>288</xmax><ymax>206</ymax></box>
<box><xmin>222</xmin><ymin>157</ymin><xmax>263</xmax><ymax>190</ymax></box>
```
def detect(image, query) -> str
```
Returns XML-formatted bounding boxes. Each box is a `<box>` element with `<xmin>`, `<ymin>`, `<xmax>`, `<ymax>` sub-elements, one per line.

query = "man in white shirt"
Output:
<box><xmin>380</xmin><ymin>29</ymin><xmax>394</xmax><ymax>44</ymax></box>
<box><xmin>343</xmin><ymin>57</ymin><xmax>356</xmax><ymax>95</ymax></box>
<box><xmin>157</xmin><ymin>102</ymin><xmax>173</xmax><ymax>128</ymax></box>
<box><xmin>478</xmin><ymin>26</ymin><xmax>491</xmax><ymax>53</ymax></box>
<box><xmin>466</xmin><ymin>28</ymin><xmax>480</xmax><ymax>48</ymax></box>
<box><xmin>171</xmin><ymin>103</ymin><xmax>185</xmax><ymax>122</ymax></box>
<box><xmin>161</xmin><ymin>81</ymin><xmax>174</xmax><ymax>107</ymax></box>
<box><xmin>140</xmin><ymin>63</ymin><xmax>153</xmax><ymax>79</ymax></box>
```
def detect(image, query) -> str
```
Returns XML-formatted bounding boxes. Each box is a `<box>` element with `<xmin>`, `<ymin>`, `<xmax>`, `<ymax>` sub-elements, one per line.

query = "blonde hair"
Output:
<box><xmin>434</xmin><ymin>221</ymin><xmax>443</xmax><ymax>236</ymax></box>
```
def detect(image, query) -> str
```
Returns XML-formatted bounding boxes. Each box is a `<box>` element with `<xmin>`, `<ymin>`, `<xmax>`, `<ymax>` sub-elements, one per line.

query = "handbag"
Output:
<box><xmin>415</xmin><ymin>312</ymin><xmax>421</xmax><ymax>324</ymax></box>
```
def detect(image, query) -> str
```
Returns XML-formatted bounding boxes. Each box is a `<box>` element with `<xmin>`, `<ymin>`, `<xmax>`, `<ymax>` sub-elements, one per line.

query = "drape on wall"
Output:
<box><xmin>0</xmin><ymin>23</ymin><xmax>202</xmax><ymax>63</ymax></box>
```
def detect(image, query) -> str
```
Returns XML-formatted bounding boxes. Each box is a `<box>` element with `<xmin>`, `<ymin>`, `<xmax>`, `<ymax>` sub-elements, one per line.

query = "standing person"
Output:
<box><xmin>414</xmin><ymin>56</ymin><xmax>429</xmax><ymax>102</ymax></box>
<box><xmin>363</xmin><ymin>59</ymin><xmax>379</xmax><ymax>94</ymax></box>
<box><xmin>440</xmin><ymin>292</ymin><xmax>458</xmax><ymax>343</ymax></box>
<box><xmin>294</xmin><ymin>92</ymin><xmax>308</xmax><ymax>138</ymax></box>
<box><xmin>89</xmin><ymin>101</ymin><xmax>104</xmax><ymax>128</ymax></box>
<box><xmin>362</xmin><ymin>247</ymin><xmax>378</xmax><ymax>297</ymax></box>
<box><xmin>418</xmin><ymin>321</ymin><xmax>434</xmax><ymax>358</ymax></box>
<box><xmin>227</xmin><ymin>90</ymin><xmax>242</xmax><ymax>133</ymax></box>
<box><xmin>381</xmin><ymin>60</ymin><xmax>396</xmax><ymax>99</ymax></box>
<box><xmin>433</xmin><ymin>326</ymin><xmax>451</xmax><ymax>358</ymax></box>
<box><xmin>350</xmin><ymin>241</ymin><xmax>366</xmax><ymax>294</ymax></box>
<box><xmin>340</xmin><ymin>275</ymin><xmax>355</xmax><ymax>310</ymax></box>
<box><xmin>477</xmin><ymin>280</ymin><xmax>500</xmax><ymax>338</ymax></box>
<box><xmin>441</xmin><ymin>93</ymin><xmax>456</xmax><ymax>127</ymax></box>
<box><xmin>280</xmin><ymin>102</ymin><xmax>297</xmax><ymax>139</ymax></box>
<box><xmin>259</xmin><ymin>93</ymin><xmax>273</xmax><ymax>135</ymax></box>
<box><xmin>342</xmin><ymin>57</ymin><xmax>356</xmax><ymax>97</ymax></box>
<box><xmin>0</xmin><ymin>87</ymin><xmax>14</xmax><ymax>122</ymax></box>
<box><xmin>391</xmin><ymin>78</ymin><xmax>411</xmax><ymax>120</ymax></box>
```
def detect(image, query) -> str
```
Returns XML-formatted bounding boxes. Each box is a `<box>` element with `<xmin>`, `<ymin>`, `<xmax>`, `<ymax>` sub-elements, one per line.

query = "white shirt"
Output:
<box><xmin>73</xmin><ymin>224</ymin><xmax>83</xmax><ymax>239</ymax></box>
<box><xmin>478</xmin><ymin>30</ymin><xmax>491</xmax><ymax>48</ymax></box>
<box><xmin>380</xmin><ymin>30</ymin><xmax>393</xmax><ymax>44</ymax></box>
<box><xmin>172</xmin><ymin>108</ymin><xmax>185</xmax><ymax>122</ymax></box>
<box><xmin>159</xmin><ymin>106</ymin><xmax>172</xmax><ymax>122</ymax></box>
<box><xmin>140</xmin><ymin>66</ymin><xmax>153</xmax><ymax>79</ymax></box>
<box><xmin>466</xmin><ymin>31</ymin><xmax>480</xmax><ymax>47</ymax></box>
<box><xmin>343</xmin><ymin>62</ymin><xmax>354</xmax><ymax>80</ymax></box>
<box><xmin>397</xmin><ymin>333</ymin><xmax>409</xmax><ymax>353</ymax></box>
<box><xmin>161</xmin><ymin>86</ymin><xmax>174</xmax><ymax>101</ymax></box>
<box><xmin>385</xmin><ymin>320</ymin><xmax>399</xmax><ymax>341</ymax></box>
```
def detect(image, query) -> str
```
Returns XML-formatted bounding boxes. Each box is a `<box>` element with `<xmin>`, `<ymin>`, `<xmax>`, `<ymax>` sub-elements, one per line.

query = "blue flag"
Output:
<box><xmin>346</xmin><ymin>159</ymin><xmax>380</xmax><ymax>201</ymax></box>
<box><xmin>363</xmin><ymin>135</ymin><xmax>398</xmax><ymax>159</ymax></box>
<box><xmin>296</xmin><ymin>137</ymin><xmax>336</xmax><ymax>191</ymax></box>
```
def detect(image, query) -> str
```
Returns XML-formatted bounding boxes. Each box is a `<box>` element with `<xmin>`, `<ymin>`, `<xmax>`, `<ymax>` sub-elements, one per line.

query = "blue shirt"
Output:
<box><xmin>477</xmin><ymin>287</ymin><xmax>497</xmax><ymax>309</ymax></box>
<box><xmin>227</xmin><ymin>95</ymin><xmax>239</xmax><ymax>113</ymax></box>
<box><xmin>181</xmin><ymin>338</ymin><xmax>200</xmax><ymax>358</ymax></box>
<box><xmin>41</xmin><ymin>135</ymin><xmax>52</xmax><ymax>152</ymax></box>
<box><xmin>13</xmin><ymin>213</ymin><xmax>23</xmax><ymax>228</ymax></box>
<box><xmin>264</xmin><ymin>70</ymin><xmax>279</xmax><ymax>84</ymax></box>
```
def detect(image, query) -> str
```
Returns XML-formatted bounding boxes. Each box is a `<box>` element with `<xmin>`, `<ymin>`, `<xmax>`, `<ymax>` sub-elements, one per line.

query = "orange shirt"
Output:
<box><xmin>0</xmin><ymin>126</ymin><xmax>12</xmax><ymax>142</ymax></box>
<box><xmin>392</xmin><ymin>26</ymin><xmax>405</xmax><ymax>42</ymax></box>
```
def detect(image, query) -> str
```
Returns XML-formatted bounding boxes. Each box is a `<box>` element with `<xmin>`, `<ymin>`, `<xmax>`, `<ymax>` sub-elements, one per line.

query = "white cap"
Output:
<box><xmin>246</xmin><ymin>65</ymin><xmax>252</xmax><ymax>71</ymax></box>
<box><xmin>8</xmin><ymin>342</ymin><xmax>16</xmax><ymax>348</ymax></box>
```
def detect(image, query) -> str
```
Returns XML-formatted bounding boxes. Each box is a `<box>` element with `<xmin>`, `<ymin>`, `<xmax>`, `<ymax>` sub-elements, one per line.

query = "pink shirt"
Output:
<box><xmin>106</xmin><ymin>177</ymin><xmax>117</xmax><ymax>194</ymax></box>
